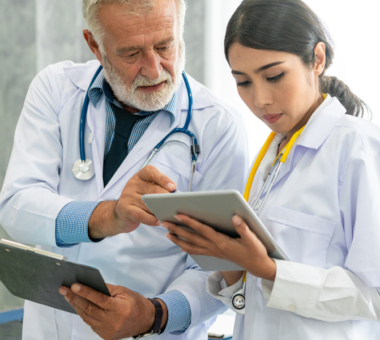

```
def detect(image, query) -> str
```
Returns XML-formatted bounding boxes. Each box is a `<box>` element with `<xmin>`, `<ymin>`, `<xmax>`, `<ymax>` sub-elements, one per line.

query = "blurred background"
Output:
<box><xmin>0</xmin><ymin>0</ymin><xmax>379</xmax><ymax>330</ymax></box>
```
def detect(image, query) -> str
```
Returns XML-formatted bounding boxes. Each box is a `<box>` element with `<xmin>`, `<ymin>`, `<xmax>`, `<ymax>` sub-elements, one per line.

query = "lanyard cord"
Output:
<box><xmin>239</xmin><ymin>125</ymin><xmax>305</xmax><ymax>289</ymax></box>
<box><xmin>243</xmin><ymin>125</ymin><xmax>305</xmax><ymax>202</ymax></box>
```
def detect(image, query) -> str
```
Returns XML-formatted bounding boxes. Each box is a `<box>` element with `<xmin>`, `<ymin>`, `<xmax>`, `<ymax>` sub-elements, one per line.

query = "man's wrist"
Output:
<box><xmin>88</xmin><ymin>201</ymin><xmax>117</xmax><ymax>239</ymax></box>
<box><xmin>134</xmin><ymin>298</ymin><xmax>168</xmax><ymax>339</ymax></box>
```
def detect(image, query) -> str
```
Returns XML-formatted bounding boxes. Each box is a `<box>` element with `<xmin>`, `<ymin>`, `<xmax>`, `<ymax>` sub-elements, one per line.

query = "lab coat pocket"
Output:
<box><xmin>153</xmin><ymin>150</ymin><xmax>203</xmax><ymax>190</ymax></box>
<box><xmin>265</xmin><ymin>206</ymin><xmax>336</xmax><ymax>267</ymax></box>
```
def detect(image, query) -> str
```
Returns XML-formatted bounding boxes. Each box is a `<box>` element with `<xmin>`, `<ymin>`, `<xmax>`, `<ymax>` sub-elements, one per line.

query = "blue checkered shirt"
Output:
<box><xmin>55</xmin><ymin>69</ymin><xmax>191</xmax><ymax>333</ymax></box>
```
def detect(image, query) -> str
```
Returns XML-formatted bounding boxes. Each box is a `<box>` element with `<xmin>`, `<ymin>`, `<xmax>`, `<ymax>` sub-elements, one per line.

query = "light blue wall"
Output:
<box><xmin>0</xmin><ymin>0</ymin><xmax>206</xmax><ymax>313</ymax></box>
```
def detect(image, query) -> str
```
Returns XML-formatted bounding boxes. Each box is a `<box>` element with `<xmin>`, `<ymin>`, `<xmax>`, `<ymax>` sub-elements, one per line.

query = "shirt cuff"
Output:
<box><xmin>155</xmin><ymin>290</ymin><xmax>191</xmax><ymax>334</ymax></box>
<box><xmin>55</xmin><ymin>201</ymin><xmax>101</xmax><ymax>247</ymax></box>
<box><xmin>264</xmin><ymin>259</ymin><xmax>320</xmax><ymax>317</ymax></box>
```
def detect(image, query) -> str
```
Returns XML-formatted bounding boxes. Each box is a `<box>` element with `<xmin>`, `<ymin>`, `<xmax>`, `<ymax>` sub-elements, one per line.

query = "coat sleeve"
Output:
<box><xmin>261</xmin><ymin>147</ymin><xmax>380</xmax><ymax>321</ymax></box>
<box><xmin>0</xmin><ymin>66</ymin><xmax>74</xmax><ymax>247</ymax></box>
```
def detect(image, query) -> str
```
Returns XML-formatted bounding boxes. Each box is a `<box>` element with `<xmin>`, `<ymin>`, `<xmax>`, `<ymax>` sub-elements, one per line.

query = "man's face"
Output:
<box><xmin>96</xmin><ymin>0</ymin><xmax>184</xmax><ymax>112</ymax></box>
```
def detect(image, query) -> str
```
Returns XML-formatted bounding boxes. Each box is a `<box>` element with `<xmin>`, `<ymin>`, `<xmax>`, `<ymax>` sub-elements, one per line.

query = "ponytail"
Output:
<box><xmin>320</xmin><ymin>76</ymin><xmax>369</xmax><ymax>118</ymax></box>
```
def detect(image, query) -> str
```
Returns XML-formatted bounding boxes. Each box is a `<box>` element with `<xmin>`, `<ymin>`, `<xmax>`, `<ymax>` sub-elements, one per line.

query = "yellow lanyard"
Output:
<box><xmin>243</xmin><ymin>126</ymin><xmax>305</xmax><ymax>202</ymax></box>
<box><xmin>240</xmin><ymin>125</ymin><xmax>305</xmax><ymax>288</ymax></box>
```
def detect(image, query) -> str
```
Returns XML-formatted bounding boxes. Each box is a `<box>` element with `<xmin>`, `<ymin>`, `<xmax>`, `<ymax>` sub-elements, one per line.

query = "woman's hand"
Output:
<box><xmin>220</xmin><ymin>271</ymin><xmax>245</xmax><ymax>287</ymax></box>
<box><xmin>162</xmin><ymin>215</ymin><xmax>277</xmax><ymax>281</ymax></box>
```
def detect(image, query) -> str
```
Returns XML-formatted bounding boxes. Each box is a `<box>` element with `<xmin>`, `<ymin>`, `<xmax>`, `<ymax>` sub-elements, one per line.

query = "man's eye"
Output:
<box><xmin>127</xmin><ymin>52</ymin><xmax>139</xmax><ymax>57</ymax></box>
<box><xmin>267</xmin><ymin>72</ymin><xmax>285</xmax><ymax>82</ymax></box>
<box><xmin>158</xmin><ymin>46</ymin><xmax>170</xmax><ymax>51</ymax></box>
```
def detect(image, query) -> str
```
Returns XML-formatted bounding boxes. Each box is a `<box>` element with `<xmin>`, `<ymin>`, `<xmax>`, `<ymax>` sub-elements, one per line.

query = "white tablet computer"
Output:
<box><xmin>142</xmin><ymin>190</ymin><xmax>288</xmax><ymax>271</ymax></box>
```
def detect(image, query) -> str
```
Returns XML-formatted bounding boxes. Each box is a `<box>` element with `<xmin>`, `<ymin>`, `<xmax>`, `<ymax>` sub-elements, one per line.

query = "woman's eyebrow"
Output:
<box><xmin>231</xmin><ymin>61</ymin><xmax>285</xmax><ymax>76</ymax></box>
<box><xmin>231</xmin><ymin>70</ymin><xmax>246</xmax><ymax>75</ymax></box>
<box><xmin>255</xmin><ymin>61</ymin><xmax>284</xmax><ymax>73</ymax></box>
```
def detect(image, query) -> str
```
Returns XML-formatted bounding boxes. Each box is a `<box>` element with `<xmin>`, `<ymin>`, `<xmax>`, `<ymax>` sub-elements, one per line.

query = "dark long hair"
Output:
<box><xmin>225</xmin><ymin>0</ymin><xmax>369</xmax><ymax>117</ymax></box>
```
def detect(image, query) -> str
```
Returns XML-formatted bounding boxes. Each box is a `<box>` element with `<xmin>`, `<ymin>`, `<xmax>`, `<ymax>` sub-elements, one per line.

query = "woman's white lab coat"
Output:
<box><xmin>0</xmin><ymin>60</ymin><xmax>249</xmax><ymax>340</ymax></box>
<box><xmin>207</xmin><ymin>96</ymin><xmax>380</xmax><ymax>339</ymax></box>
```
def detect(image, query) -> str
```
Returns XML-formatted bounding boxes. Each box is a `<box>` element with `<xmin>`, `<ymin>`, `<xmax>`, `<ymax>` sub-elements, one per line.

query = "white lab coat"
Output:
<box><xmin>0</xmin><ymin>60</ymin><xmax>249</xmax><ymax>340</ymax></box>
<box><xmin>207</xmin><ymin>96</ymin><xmax>380</xmax><ymax>339</ymax></box>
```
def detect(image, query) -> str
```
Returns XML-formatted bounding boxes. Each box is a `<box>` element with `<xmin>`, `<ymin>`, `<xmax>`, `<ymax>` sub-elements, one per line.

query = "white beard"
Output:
<box><xmin>102</xmin><ymin>42</ymin><xmax>186</xmax><ymax>112</ymax></box>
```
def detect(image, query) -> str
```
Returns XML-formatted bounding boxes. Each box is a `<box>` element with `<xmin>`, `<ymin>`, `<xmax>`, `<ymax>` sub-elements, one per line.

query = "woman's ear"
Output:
<box><xmin>314</xmin><ymin>42</ymin><xmax>326</xmax><ymax>76</ymax></box>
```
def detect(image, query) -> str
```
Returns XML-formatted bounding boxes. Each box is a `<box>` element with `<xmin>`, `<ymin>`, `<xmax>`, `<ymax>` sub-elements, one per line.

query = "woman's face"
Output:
<box><xmin>228</xmin><ymin>43</ymin><xmax>325</xmax><ymax>136</ymax></box>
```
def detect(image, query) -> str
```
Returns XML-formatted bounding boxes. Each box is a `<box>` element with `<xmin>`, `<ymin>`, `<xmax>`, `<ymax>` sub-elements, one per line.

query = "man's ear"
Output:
<box><xmin>314</xmin><ymin>42</ymin><xmax>326</xmax><ymax>76</ymax></box>
<box><xmin>83</xmin><ymin>29</ymin><xmax>103</xmax><ymax>64</ymax></box>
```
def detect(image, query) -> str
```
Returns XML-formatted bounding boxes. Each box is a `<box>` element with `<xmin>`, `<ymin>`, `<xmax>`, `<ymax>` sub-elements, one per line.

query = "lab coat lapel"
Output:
<box><xmin>297</xmin><ymin>97</ymin><xmax>346</xmax><ymax>150</ymax></box>
<box><xmin>271</xmin><ymin>97</ymin><xmax>346</xmax><ymax>187</ymax></box>
<box><xmin>88</xmin><ymin>97</ymin><xmax>107</xmax><ymax>194</ymax></box>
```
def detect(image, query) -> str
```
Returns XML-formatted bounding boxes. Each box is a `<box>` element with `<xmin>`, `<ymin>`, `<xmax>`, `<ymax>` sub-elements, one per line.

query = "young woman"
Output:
<box><xmin>162</xmin><ymin>0</ymin><xmax>380</xmax><ymax>339</ymax></box>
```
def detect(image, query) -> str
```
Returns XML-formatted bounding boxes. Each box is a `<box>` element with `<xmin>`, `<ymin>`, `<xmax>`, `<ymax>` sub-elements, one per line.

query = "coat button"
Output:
<box><xmin>287</xmin><ymin>304</ymin><xmax>296</xmax><ymax>312</ymax></box>
<box><xmin>88</xmin><ymin>133</ymin><xmax>93</xmax><ymax>144</ymax></box>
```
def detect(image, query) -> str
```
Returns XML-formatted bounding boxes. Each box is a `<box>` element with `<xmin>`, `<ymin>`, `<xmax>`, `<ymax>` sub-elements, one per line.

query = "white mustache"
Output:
<box><xmin>132</xmin><ymin>71</ymin><xmax>172</xmax><ymax>89</ymax></box>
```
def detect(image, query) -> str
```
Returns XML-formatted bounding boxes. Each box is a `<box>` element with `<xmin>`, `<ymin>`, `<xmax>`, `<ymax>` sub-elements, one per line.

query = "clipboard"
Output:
<box><xmin>0</xmin><ymin>239</ymin><xmax>110</xmax><ymax>314</ymax></box>
<box><xmin>143</xmin><ymin>190</ymin><xmax>288</xmax><ymax>271</ymax></box>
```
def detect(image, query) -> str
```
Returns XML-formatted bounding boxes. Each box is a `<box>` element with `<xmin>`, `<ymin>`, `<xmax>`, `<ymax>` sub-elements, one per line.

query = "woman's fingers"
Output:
<box><xmin>232</xmin><ymin>215</ymin><xmax>258</xmax><ymax>244</ymax></box>
<box><xmin>174</xmin><ymin>214</ymin><xmax>228</xmax><ymax>243</ymax></box>
<box><xmin>166</xmin><ymin>233</ymin><xmax>222</xmax><ymax>258</ymax></box>
<box><xmin>163</xmin><ymin>221</ymin><xmax>223</xmax><ymax>255</ymax></box>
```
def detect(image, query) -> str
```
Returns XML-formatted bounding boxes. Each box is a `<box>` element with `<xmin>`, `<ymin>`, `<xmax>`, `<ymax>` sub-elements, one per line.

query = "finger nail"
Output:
<box><xmin>233</xmin><ymin>215</ymin><xmax>242</xmax><ymax>225</ymax></box>
<box><xmin>161</xmin><ymin>223</ymin><xmax>168</xmax><ymax>229</ymax></box>
<box><xmin>166</xmin><ymin>233</ymin><xmax>172</xmax><ymax>240</ymax></box>
<box><xmin>167</xmin><ymin>183</ymin><xmax>176</xmax><ymax>191</ymax></box>
<box><xmin>72</xmin><ymin>284</ymin><xmax>81</xmax><ymax>293</ymax></box>
<box><xmin>59</xmin><ymin>288</ymin><xmax>67</xmax><ymax>296</ymax></box>
<box><xmin>175</xmin><ymin>215</ymin><xmax>182</xmax><ymax>222</ymax></box>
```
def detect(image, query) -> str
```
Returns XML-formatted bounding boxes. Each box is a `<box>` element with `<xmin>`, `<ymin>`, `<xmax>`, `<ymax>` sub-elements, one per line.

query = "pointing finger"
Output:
<box><xmin>138</xmin><ymin>165</ymin><xmax>176</xmax><ymax>192</ymax></box>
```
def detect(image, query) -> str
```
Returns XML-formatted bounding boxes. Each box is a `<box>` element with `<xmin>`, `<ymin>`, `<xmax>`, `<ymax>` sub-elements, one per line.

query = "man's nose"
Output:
<box><xmin>140</xmin><ymin>50</ymin><xmax>162</xmax><ymax>80</ymax></box>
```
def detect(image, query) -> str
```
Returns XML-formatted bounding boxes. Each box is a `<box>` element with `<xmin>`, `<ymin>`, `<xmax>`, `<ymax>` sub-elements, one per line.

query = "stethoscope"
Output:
<box><xmin>72</xmin><ymin>65</ymin><xmax>200</xmax><ymax>191</ymax></box>
<box><xmin>231</xmin><ymin>125</ymin><xmax>305</xmax><ymax>313</ymax></box>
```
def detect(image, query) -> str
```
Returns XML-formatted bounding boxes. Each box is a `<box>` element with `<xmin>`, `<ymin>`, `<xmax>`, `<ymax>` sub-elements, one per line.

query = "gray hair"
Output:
<box><xmin>82</xmin><ymin>0</ymin><xmax>186</xmax><ymax>51</ymax></box>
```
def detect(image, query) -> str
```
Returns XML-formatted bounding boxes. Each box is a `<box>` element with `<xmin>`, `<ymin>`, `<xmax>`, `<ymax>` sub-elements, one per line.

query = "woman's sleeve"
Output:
<box><xmin>262</xmin><ymin>260</ymin><xmax>380</xmax><ymax>321</ymax></box>
<box><xmin>262</xmin><ymin>148</ymin><xmax>380</xmax><ymax>321</ymax></box>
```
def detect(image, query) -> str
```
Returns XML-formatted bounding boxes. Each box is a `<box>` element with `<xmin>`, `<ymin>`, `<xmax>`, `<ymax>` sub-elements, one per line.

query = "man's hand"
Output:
<box><xmin>89</xmin><ymin>165</ymin><xmax>176</xmax><ymax>239</ymax></box>
<box><xmin>59</xmin><ymin>283</ymin><xmax>168</xmax><ymax>340</ymax></box>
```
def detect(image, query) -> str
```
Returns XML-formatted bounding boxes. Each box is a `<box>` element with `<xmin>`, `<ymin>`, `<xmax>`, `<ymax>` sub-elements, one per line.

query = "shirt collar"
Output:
<box><xmin>88</xmin><ymin>69</ymin><xmax>177</xmax><ymax>126</ymax></box>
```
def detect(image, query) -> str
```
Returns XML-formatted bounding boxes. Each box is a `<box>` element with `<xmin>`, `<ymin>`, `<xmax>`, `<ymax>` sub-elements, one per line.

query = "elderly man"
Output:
<box><xmin>0</xmin><ymin>0</ymin><xmax>248</xmax><ymax>339</ymax></box>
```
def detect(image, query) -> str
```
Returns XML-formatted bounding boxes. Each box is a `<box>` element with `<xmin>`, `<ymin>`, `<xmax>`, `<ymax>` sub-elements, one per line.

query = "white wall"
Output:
<box><xmin>204</xmin><ymin>0</ymin><xmax>380</xmax><ymax>162</ymax></box>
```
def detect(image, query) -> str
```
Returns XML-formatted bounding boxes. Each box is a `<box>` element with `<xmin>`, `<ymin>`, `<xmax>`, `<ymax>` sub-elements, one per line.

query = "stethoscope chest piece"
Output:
<box><xmin>72</xmin><ymin>159</ymin><xmax>95</xmax><ymax>181</ymax></box>
<box><xmin>232</xmin><ymin>288</ymin><xmax>246</xmax><ymax>313</ymax></box>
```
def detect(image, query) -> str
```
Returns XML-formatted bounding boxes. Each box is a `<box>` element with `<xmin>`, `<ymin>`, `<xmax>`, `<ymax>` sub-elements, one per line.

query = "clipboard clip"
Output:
<box><xmin>0</xmin><ymin>239</ymin><xmax>67</xmax><ymax>261</ymax></box>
